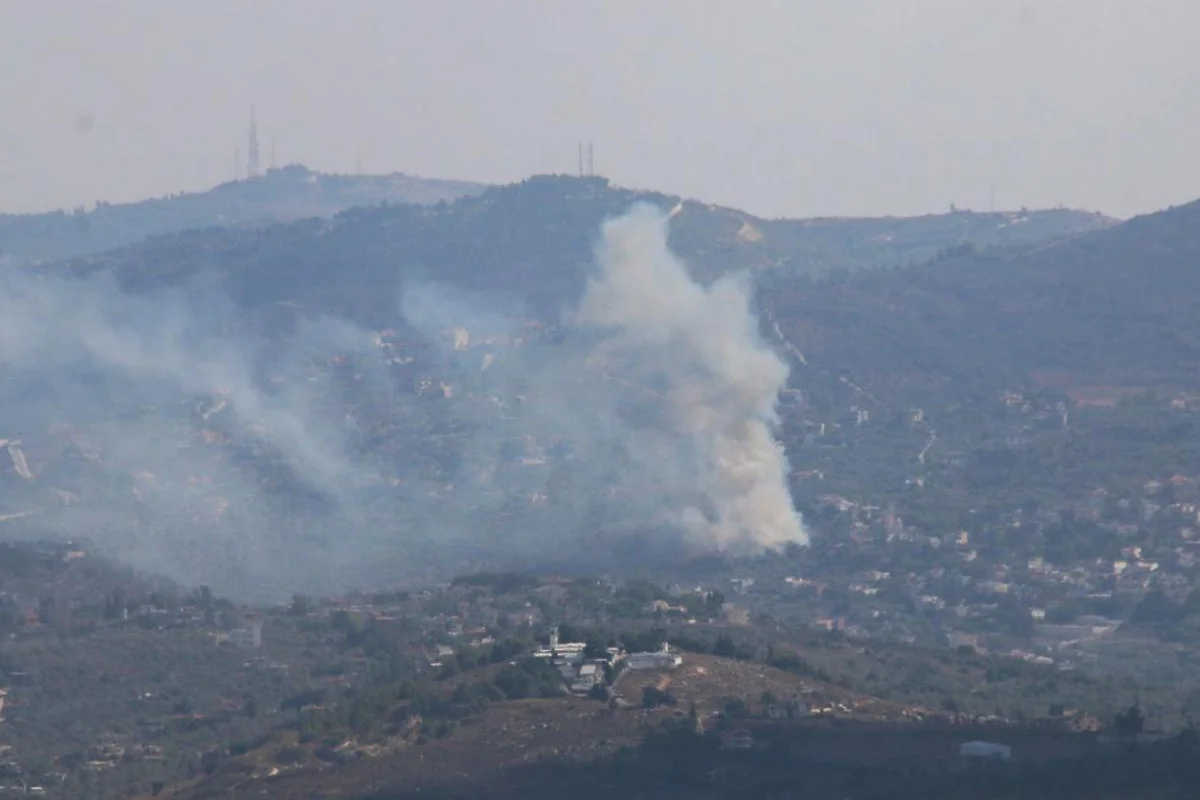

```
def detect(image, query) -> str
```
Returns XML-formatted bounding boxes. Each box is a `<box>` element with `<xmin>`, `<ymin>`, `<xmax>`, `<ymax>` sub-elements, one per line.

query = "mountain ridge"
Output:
<box><xmin>0</xmin><ymin>174</ymin><xmax>1188</xmax><ymax>599</ymax></box>
<box><xmin>46</xmin><ymin>174</ymin><xmax>1116</xmax><ymax>317</ymax></box>
<box><xmin>771</xmin><ymin>195</ymin><xmax>1200</xmax><ymax>406</ymax></box>
<box><xmin>0</xmin><ymin>164</ymin><xmax>486</xmax><ymax>266</ymax></box>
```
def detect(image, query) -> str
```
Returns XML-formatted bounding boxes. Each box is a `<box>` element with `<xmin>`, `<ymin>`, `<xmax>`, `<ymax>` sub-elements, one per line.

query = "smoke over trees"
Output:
<box><xmin>0</xmin><ymin>203</ymin><xmax>803</xmax><ymax>598</ymax></box>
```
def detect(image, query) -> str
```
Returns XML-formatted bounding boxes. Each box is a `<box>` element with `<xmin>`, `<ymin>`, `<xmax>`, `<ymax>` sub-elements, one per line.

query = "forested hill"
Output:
<box><xmin>48</xmin><ymin>174</ymin><xmax>1111</xmax><ymax>325</ymax></box>
<box><xmin>0</xmin><ymin>165</ymin><xmax>485</xmax><ymax>266</ymax></box>
<box><xmin>769</xmin><ymin>196</ymin><xmax>1200</xmax><ymax>406</ymax></box>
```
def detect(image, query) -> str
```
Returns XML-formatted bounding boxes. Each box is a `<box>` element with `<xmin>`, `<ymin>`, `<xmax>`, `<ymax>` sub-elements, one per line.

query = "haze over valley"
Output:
<box><xmin>4</xmin><ymin>4</ymin><xmax>1200</xmax><ymax>797</ymax></box>
<box><xmin>0</xmin><ymin>172</ymin><xmax>1127</xmax><ymax>600</ymax></box>
<box><xmin>1</xmin><ymin>167</ymin><xmax>1198</xmax><ymax>799</ymax></box>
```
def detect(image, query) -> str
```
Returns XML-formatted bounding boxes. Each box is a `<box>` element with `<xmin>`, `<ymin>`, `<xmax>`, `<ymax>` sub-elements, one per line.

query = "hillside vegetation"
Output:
<box><xmin>771</xmin><ymin>197</ymin><xmax>1200</xmax><ymax>405</ymax></box>
<box><xmin>49</xmin><ymin>175</ymin><xmax>1112</xmax><ymax>318</ymax></box>
<box><xmin>0</xmin><ymin>175</ymin><xmax>1185</xmax><ymax>599</ymax></box>
<box><xmin>0</xmin><ymin>165</ymin><xmax>485</xmax><ymax>266</ymax></box>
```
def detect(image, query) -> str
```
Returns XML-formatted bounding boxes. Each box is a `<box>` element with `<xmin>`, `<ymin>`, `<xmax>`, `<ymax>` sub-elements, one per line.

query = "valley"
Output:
<box><xmin>0</xmin><ymin>172</ymin><xmax>1197</xmax><ymax>798</ymax></box>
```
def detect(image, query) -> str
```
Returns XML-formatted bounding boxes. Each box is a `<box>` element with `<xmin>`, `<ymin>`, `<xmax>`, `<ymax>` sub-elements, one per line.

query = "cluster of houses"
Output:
<box><xmin>778</xmin><ymin>463</ymin><xmax>1200</xmax><ymax>658</ymax></box>
<box><xmin>531</xmin><ymin>627</ymin><xmax>684</xmax><ymax>694</ymax></box>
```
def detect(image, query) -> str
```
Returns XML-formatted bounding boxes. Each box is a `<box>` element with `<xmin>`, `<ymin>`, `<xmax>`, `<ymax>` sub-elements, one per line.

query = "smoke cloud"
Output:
<box><xmin>575</xmin><ymin>203</ymin><xmax>805</xmax><ymax>552</ymax></box>
<box><xmin>0</xmin><ymin>203</ymin><xmax>803</xmax><ymax>599</ymax></box>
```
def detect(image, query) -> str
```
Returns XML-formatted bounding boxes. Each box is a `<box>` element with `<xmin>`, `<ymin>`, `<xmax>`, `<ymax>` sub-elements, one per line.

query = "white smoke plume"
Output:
<box><xmin>0</xmin><ymin>202</ymin><xmax>804</xmax><ymax>600</ymax></box>
<box><xmin>576</xmin><ymin>203</ymin><xmax>806</xmax><ymax>552</ymax></box>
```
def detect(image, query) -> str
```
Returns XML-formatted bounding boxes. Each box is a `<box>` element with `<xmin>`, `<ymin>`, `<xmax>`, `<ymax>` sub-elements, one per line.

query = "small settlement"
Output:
<box><xmin>531</xmin><ymin>626</ymin><xmax>683</xmax><ymax>694</ymax></box>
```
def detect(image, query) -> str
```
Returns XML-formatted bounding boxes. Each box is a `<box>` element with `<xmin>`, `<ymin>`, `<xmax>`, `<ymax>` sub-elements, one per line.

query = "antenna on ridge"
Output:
<box><xmin>587</xmin><ymin>142</ymin><xmax>594</xmax><ymax>177</ymax></box>
<box><xmin>246</xmin><ymin>105</ymin><xmax>260</xmax><ymax>179</ymax></box>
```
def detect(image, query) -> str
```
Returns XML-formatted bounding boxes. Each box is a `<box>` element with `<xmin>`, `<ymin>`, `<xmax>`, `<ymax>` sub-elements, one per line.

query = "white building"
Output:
<box><xmin>532</xmin><ymin>627</ymin><xmax>588</xmax><ymax>664</ymax></box>
<box><xmin>229</xmin><ymin>613</ymin><xmax>263</xmax><ymax>649</ymax></box>
<box><xmin>627</xmin><ymin>642</ymin><xmax>683</xmax><ymax>671</ymax></box>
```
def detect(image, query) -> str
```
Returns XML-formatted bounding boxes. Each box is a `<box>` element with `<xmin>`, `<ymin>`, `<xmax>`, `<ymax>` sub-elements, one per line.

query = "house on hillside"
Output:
<box><xmin>216</xmin><ymin>612</ymin><xmax>264</xmax><ymax>650</ymax></box>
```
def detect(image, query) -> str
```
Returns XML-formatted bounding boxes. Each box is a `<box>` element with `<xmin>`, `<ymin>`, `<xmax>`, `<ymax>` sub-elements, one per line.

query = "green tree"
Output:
<box><xmin>1115</xmin><ymin>704</ymin><xmax>1145</xmax><ymax>741</ymax></box>
<box><xmin>1184</xmin><ymin>590</ymin><xmax>1200</xmax><ymax>617</ymax></box>
<box><xmin>1183</xmin><ymin>688</ymin><xmax>1200</xmax><ymax>724</ymax></box>
<box><xmin>713</xmin><ymin>635</ymin><xmax>736</xmax><ymax>658</ymax></box>
<box><xmin>704</xmin><ymin>590</ymin><xmax>726</xmax><ymax>616</ymax></box>
<box><xmin>723</xmin><ymin>699</ymin><xmax>749</xmax><ymax>719</ymax></box>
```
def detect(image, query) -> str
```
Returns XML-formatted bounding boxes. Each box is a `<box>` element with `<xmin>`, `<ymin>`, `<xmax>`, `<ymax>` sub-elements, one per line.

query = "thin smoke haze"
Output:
<box><xmin>0</xmin><ymin>204</ymin><xmax>803</xmax><ymax>599</ymax></box>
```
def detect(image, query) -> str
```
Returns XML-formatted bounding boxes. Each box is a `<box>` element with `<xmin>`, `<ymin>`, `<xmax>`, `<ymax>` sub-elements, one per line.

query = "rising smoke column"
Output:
<box><xmin>576</xmin><ymin>203</ymin><xmax>807</xmax><ymax>552</ymax></box>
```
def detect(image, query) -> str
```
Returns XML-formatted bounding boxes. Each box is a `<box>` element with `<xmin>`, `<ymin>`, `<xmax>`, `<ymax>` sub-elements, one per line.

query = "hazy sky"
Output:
<box><xmin>2</xmin><ymin>0</ymin><xmax>1197</xmax><ymax>219</ymax></box>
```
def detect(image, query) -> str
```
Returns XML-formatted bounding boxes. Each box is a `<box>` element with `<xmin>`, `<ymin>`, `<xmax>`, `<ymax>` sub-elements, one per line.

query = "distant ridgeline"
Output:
<box><xmin>38</xmin><ymin>174</ymin><xmax>1113</xmax><ymax>325</ymax></box>
<box><xmin>767</xmin><ymin>195</ymin><xmax>1200</xmax><ymax>404</ymax></box>
<box><xmin>0</xmin><ymin>165</ymin><xmax>485</xmax><ymax>266</ymax></box>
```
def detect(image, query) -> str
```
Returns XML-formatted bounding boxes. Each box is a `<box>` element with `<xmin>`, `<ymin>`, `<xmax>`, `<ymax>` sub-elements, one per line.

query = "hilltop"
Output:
<box><xmin>49</xmin><ymin>175</ymin><xmax>1113</xmax><ymax>318</ymax></box>
<box><xmin>0</xmin><ymin>165</ymin><xmax>485</xmax><ymax>266</ymax></box>
<box><xmin>770</xmin><ymin>197</ymin><xmax>1200</xmax><ymax>405</ymax></box>
<box><xmin>3</xmin><ymin>169</ymin><xmax>1111</xmax><ymax>278</ymax></box>
<box><xmin>161</xmin><ymin>652</ymin><xmax>892</xmax><ymax>799</ymax></box>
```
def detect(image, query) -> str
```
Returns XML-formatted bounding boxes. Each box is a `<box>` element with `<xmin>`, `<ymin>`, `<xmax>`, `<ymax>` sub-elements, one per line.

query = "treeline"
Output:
<box><xmin>282</xmin><ymin>631</ymin><xmax>569</xmax><ymax>747</ymax></box>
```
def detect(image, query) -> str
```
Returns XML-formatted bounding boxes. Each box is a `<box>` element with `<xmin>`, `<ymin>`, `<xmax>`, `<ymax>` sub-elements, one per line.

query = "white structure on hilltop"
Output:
<box><xmin>627</xmin><ymin>641</ymin><xmax>683</xmax><ymax>671</ymax></box>
<box><xmin>532</xmin><ymin>626</ymin><xmax>589</xmax><ymax>664</ymax></box>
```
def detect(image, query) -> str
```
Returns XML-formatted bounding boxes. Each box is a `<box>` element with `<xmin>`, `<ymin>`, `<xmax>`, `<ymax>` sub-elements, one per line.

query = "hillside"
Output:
<box><xmin>3</xmin><ymin>169</ymin><xmax>1110</xmax><ymax>278</ymax></box>
<box><xmin>50</xmin><ymin>175</ymin><xmax>1113</xmax><ymax>317</ymax></box>
<box><xmin>149</xmin><ymin>638</ymin><xmax>1190</xmax><ymax>800</ymax></box>
<box><xmin>0</xmin><ymin>174</ymin><xmax>1121</xmax><ymax>598</ymax></box>
<box><xmin>143</xmin><ymin>647</ymin><xmax>1118</xmax><ymax>800</ymax></box>
<box><xmin>162</xmin><ymin>652</ymin><xmax>882</xmax><ymax>799</ymax></box>
<box><xmin>0</xmin><ymin>563</ymin><xmax>1185</xmax><ymax>799</ymax></box>
<box><xmin>0</xmin><ymin>165</ymin><xmax>485</xmax><ymax>266</ymax></box>
<box><xmin>170</xmin><ymin>721</ymin><xmax>1194</xmax><ymax>800</ymax></box>
<box><xmin>7</xmin><ymin>175</ymin><xmax>1200</xmax><ymax>697</ymax></box>
<box><xmin>770</xmin><ymin>197</ymin><xmax>1200</xmax><ymax>406</ymax></box>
